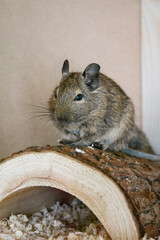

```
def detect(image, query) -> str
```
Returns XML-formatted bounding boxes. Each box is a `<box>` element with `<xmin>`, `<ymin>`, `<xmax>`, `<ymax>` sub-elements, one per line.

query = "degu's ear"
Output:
<box><xmin>82</xmin><ymin>63</ymin><xmax>100</xmax><ymax>91</ymax></box>
<box><xmin>62</xmin><ymin>59</ymin><xmax>69</xmax><ymax>76</ymax></box>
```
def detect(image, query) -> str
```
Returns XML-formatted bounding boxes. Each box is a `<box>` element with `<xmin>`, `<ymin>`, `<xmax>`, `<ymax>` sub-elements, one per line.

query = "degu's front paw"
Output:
<box><xmin>58</xmin><ymin>139</ymin><xmax>75</xmax><ymax>145</ymax></box>
<box><xmin>90</xmin><ymin>142</ymin><xmax>104</xmax><ymax>150</ymax></box>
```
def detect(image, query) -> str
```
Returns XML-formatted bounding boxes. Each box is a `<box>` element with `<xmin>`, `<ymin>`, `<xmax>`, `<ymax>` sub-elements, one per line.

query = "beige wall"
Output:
<box><xmin>0</xmin><ymin>0</ymin><xmax>141</xmax><ymax>159</ymax></box>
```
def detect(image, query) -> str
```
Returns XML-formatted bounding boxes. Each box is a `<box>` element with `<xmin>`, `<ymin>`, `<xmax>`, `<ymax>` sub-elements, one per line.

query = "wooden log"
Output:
<box><xmin>0</xmin><ymin>145</ymin><xmax>159</xmax><ymax>239</ymax></box>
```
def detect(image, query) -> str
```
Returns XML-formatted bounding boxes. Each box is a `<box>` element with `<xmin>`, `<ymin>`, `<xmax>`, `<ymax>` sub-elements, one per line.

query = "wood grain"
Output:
<box><xmin>142</xmin><ymin>0</ymin><xmax>160</xmax><ymax>154</ymax></box>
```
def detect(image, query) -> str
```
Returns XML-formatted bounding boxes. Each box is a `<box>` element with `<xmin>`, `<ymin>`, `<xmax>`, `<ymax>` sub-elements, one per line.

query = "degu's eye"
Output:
<box><xmin>74</xmin><ymin>94</ymin><xmax>83</xmax><ymax>101</ymax></box>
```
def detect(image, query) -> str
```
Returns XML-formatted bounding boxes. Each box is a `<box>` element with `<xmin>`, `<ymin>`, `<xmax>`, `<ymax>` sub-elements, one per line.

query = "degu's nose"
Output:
<box><xmin>57</xmin><ymin>116</ymin><xmax>68</xmax><ymax>124</ymax></box>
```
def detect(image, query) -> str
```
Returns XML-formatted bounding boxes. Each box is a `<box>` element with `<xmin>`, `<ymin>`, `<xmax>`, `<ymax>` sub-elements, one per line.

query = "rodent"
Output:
<box><xmin>48</xmin><ymin>59</ymin><xmax>160</xmax><ymax>161</ymax></box>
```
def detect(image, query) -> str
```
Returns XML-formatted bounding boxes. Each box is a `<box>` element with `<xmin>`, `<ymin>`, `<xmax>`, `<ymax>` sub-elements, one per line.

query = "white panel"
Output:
<box><xmin>142</xmin><ymin>0</ymin><xmax>160</xmax><ymax>154</ymax></box>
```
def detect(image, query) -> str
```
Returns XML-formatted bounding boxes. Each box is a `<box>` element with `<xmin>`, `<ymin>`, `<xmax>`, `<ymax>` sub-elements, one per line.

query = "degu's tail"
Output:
<box><xmin>122</xmin><ymin>148</ymin><xmax>160</xmax><ymax>161</ymax></box>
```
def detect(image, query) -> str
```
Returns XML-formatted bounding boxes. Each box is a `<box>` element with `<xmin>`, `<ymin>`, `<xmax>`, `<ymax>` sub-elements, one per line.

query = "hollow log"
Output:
<box><xmin>0</xmin><ymin>145</ymin><xmax>159</xmax><ymax>239</ymax></box>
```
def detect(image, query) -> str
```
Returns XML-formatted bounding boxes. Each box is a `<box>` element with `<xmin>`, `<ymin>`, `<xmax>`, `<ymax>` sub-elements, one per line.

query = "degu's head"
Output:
<box><xmin>48</xmin><ymin>59</ymin><xmax>101</xmax><ymax>128</ymax></box>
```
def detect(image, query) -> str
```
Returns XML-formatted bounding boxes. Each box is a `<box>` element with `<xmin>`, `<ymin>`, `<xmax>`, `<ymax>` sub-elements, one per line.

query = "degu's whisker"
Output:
<box><xmin>27</xmin><ymin>114</ymin><xmax>52</xmax><ymax>122</ymax></box>
<box><xmin>28</xmin><ymin>110</ymin><xmax>50</xmax><ymax>114</ymax></box>
<box><xmin>23</xmin><ymin>103</ymin><xmax>49</xmax><ymax>111</ymax></box>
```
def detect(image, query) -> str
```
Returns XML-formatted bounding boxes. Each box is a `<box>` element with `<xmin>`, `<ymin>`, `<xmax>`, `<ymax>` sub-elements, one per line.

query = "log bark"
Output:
<box><xmin>0</xmin><ymin>145</ymin><xmax>159</xmax><ymax>239</ymax></box>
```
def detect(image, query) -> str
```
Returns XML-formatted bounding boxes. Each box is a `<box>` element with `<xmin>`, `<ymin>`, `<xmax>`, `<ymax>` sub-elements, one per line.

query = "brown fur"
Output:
<box><xmin>48</xmin><ymin>61</ymin><xmax>153</xmax><ymax>153</ymax></box>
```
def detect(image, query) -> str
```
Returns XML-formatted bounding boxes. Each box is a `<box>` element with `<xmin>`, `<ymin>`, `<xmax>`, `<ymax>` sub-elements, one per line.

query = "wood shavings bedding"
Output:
<box><xmin>0</xmin><ymin>198</ymin><xmax>159</xmax><ymax>240</ymax></box>
<box><xmin>0</xmin><ymin>198</ymin><xmax>110</xmax><ymax>240</ymax></box>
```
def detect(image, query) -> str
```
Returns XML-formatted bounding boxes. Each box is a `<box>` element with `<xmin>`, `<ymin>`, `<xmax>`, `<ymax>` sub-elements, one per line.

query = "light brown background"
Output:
<box><xmin>0</xmin><ymin>0</ymin><xmax>141</xmax><ymax>159</ymax></box>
